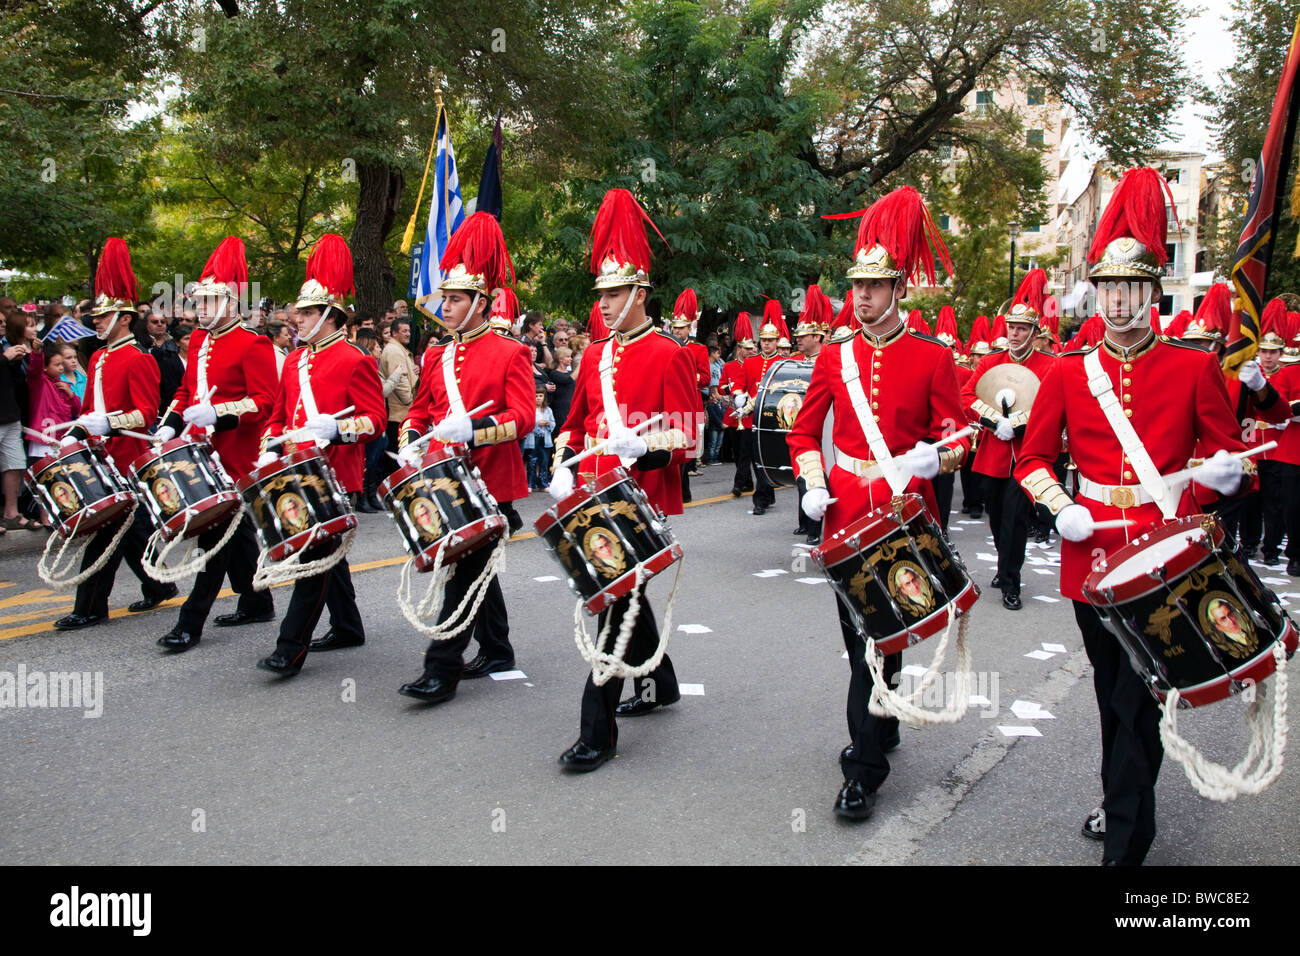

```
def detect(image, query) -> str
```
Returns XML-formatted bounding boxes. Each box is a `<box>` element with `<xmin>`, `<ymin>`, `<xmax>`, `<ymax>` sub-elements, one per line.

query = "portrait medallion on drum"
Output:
<box><xmin>408</xmin><ymin>497</ymin><xmax>443</xmax><ymax>541</ymax></box>
<box><xmin>50</xmin><ymin>481</ymin><xmax>80</xmax><ymax>516</ymax></box>
<box><xmin>151</xmin><ymin>478</ymin><xmax>183</xmax><ymax>515</ymax></box>
<box><xmin>775</xmin><ymin>392</ymin><xmax>803</xmax><ymax>429</ymax></box>
<box><xmin>1198</xmin><ymin>592</ymin><xmax>1258</xmax><ymax>660</ymax></box>
<box><xmin>276</xmin><ymin>493</ymin><xmax>310</xmax><ymax>534</ymax></box>
<box><xmin>583</xmin><ymin>528</ymin><xmax>627</xmax><ymax>579</ymax></box>
<box><xmin>889</xmin><ymin>561</ymin><xmax>936</xmax><ymax>617</ymax></box>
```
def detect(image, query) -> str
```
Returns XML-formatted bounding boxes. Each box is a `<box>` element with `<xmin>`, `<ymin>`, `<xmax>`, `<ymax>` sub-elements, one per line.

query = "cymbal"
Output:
<box><xmin>975</xmin><ymin>363</ymin><xmax>1041</xmax><ymax>414</ymax></box>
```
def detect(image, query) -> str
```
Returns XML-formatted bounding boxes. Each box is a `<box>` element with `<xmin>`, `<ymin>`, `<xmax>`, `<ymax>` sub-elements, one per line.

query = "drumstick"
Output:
<box><xmin>117</xmin><ymin>429</ymin><xmax>160</xmax><ymax>443</ymax></box>
<box><xmin>408</xmin><ymin>400</ymin><xmax>497</xmax><ymax>452</ymax></box>
<box><xmin>934</xmin><ymin>426</ymin><xmax>975</xmax><ymax>447</ymax></box>
<box><xmin>52</xmin><ymin>409</ymin><xmax>124</xmax><ymax>433</ymax></box>
<box><xmin>22</xmin><ymin>426</ymin><xmax>60</xmax><ymax>445</ymax></box>
<box><xmin>1162</xmin><ymin>442</ymin><xmax>1277</xmax><ymax>487</ymax></box>
<box><xmin>178</xmin><ymin>386</ymin><xmax>219</xmax><ymax>440</ymax></box>
<box><xmin>264</xmin><ymin>406</ymin><xmax>359</xmax><ymax>449</ymax></box>
<box><xmin>1089</xmin><ymin>519</ymin><xmax>1135</xmax><ymax>530</ymax></box>
<box><xmin>560</xmin><ymin>415</ymin><xmax>664</xmax><ymax>470</ymax></box>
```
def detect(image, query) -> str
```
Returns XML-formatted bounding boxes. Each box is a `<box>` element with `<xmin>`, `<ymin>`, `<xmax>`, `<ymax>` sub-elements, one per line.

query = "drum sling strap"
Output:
<box><xmin>840</xmin><ymin>338</ymin><xmax>908</xmax><ymax>495</ymax></box>
<box><xmin>440</xmin><ymin>339</ymin><xmax>467</xmax><ymax>417</ymax></box>
<box><xmin>1082</xmin><ymin>347</ymin><xmax>1177</xmax><ymax>519</ymax></box>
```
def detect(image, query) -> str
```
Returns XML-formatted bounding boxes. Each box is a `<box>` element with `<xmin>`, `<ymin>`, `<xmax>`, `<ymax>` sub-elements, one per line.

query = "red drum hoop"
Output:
<box><xmin>237</xmin><ymin>447</ymin><xmax>356</xmax><ymax>563</ymax></box>
<box><xmin>128</xmin><ymin>437</ymin><xmax>241</xmax><ymax>541</ymax></box>
<box><xmin>26</xmin><ymin>439</ymin><xmax>136</xmax><ymax>539</ymax></box>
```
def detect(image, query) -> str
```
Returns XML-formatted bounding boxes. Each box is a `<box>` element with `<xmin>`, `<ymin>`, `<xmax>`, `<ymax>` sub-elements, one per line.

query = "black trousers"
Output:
<box><xmin>421</xmin><ymin>544</ymin><xmax>512</xmax><ymax>680</ymax></box>
<box><xmin>836</xmin><ymin>594</ymin><xmax>901</xmax><ymax>790</ymax></box>
<box><xmin>932</xmin><ymin>472</ymin><xmax>955</xmax><ymax>533</ymax></box>
<box><xmin>959</xmin><ymin>458</ymin><xmax>983</xmax><ymax>512</ymax></box>
<box><xmin>73</xmin><ymin>507</ymin><xmax>173</xmax><ymax>618</ymax></box>
<box><xmin>745</xmin><ymin>431</ymin><xmax>775</xmax><ymax>507</ymax></box>
<box><xmin>984</xmin><ymin>475</ymin><xmax>1032</xmax><ymax>589</ymax></box>
<box><xmin>1259</xmin><ymin>460</ymin><xmax>1299</xmax><ymax>558</ymax></box>
<box><xmin>579</xmin><ymin>587</ymin><xmax>678</xmax><ymax>749</ymax></box>
<box><xmin>1218</xmin><ymin>491</ymin><xmax>1262</xmax><ymax>552</ymax></box>
<box><xmin>1075</xmin><ymin>601</ymin><xmax>1163</xmax><ymax>865</ymax></box>
<box><xmin>732</xmin><ymin>429</ymin><xmax>755</xmax><ymax>494</ymax></box>
<box><xmin>794</xmin><ymin>476</ymin><xmax>823</xmax><ymax>536</ymax></box>
<box><xmin>679</xmin><ymin>462</ymin><xmax>692</xmax><ymax>503</ymax></box>
<box><xmin>175</xmin><ymin>514</ymin><xmax>273</xmax><ymax>636</ymax></box>
<box><xmin>272</xmin><ymin>548</ymin><xmax>364</xmax><ymax>666</ymax></box>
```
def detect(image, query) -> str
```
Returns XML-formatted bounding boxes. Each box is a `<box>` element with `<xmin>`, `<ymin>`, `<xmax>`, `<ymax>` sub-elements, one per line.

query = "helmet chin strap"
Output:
<box><xmin>96</xmin><ymin>311</ymin><xmax>122</xmax><ymax>341</ymax></box>
<box><xmin>858</xmin><ymin>284</ymin><xmax>901</xmax><ymax>334</ymax></box>
<box><xmin>197</xmin><ymin>296</ymin><xmax>229</xmax><ymax>332</ymax></box>
<box><xmin>1102</xmin><ymin>286</ymin><xmax>1157</xmax><ymax>335</ymax></box>
<box><xmin>609</xmin><ymin>285</ymin><xmax>639</xmax><ymax>332</ymax></box>
<box><xmin>302</xmin><ymin>304</ymin><xmax>335</xmax><ymax>343</ymax></box>
<box><xmin>1009</xmin><ymin>334</ymin><xmax>1037</xmax><ymax>361</ymax></box>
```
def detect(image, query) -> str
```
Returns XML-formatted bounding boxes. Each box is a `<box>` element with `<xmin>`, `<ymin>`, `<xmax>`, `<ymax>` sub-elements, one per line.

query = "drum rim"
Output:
<box><xmin>753</xmin><ymin>356</ymin><xmax>811</xmax><ymax>437</ymax></box>
<box><xmin>412</xmin><ymin>514</ymin><xmax>508</xmax><ymax>571</ymax></box>
<box><xmin>28</xmin><ymin>439</ymin><xmax>101</xmax><ymax>477</ymax></box>
<box><xmin>582</xmin><ymin>542</ymin><xmax>683</xmax><ymax>615</ymax></box>
<box><xmin>127</xmin><ymin>435</ymin><xmax>221</xmax><ymax>475</ymax></box>
<box><xmin>265</xmin><ymin>512</ymin><xmax>357</xmax><ymax>563</ymax></box>
<box><xmin>49</xmin><ymin>493</ymin><xmax>136</xmax><ymax>539</ymax></box>
<box><xmin>236</xmin><ymin>445</ymin><xmax>329</xmax><ymax>493</ymax></box>
<box><xmin>542</xmin><ymin>466</ymin><xmax>635</xmax><ymax>524</ymax></box>
<box><xmin>377</xmin><ymin>444</ymin><xmax>473</xmax><ymax>498</ymax></box>
<box><xmin>1149</xmin><ymin>621</ymin><xmax>1297</xmax><ymax>707</ymax></box>
<box><xmin>811</xmin><ymin>492</ymin><xmax>928</xmax><ymax>566</ymax></box>
<box><xmin>1082</xmin><ymin>514</ymin><xmax>1224</xmax><ymax>604</ymax></box>
<box><xmin>872</xmin><ymin>580</ymin><xmax>979</xmax><ymax>654</ymax></box>
<box><xmin>154</xmin><ymin>491</ymin><xmax>244</xmax><ymax>541</ymax></box>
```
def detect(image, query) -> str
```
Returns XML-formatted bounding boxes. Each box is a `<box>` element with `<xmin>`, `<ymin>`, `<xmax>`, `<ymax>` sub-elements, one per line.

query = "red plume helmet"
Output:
<box><xmin>733</xmin><ymin>312</ymin><xmax>755</xmax><ymax>348</ymax></box>
<box><xmin>195</xmin><ymin>236</ymin><xmax>249</xmax><ymax>301</ymax></box>
<box><xmin>843</xmin><ymin>186</ymin><xmax>954</xmax><ymax>287</ymax></box>
<box><xmin>588</xmin><ymin>301</ymin><xmax>610</xmax><ymax>340</ymax></box>
<box><xmin>1284</xmin><ymin>312</ymin><xmax>1300</xmax><ymax>363</ymax></box>
<box><xmin>1258</xmin><ymin>298</ymin><xmax>1288</xmax><ymax>349</ymax></box>
<box><xmin>795</xmin><ymin>285</ymin><xmax>832</xmax><ymax>336</ymax></box>
<box><xmin>671</xmin><ymin>288</ymin><xmax>699</xmax><ymax>328</ymax></box>
<box><xmin>968</xmin><ymin>315</ymin><xmax>992</xmax><ymax>355</ymax></box>
<box><xmin>440</xmin><ymin>211</ymin><xmax>514</xmax><ymax>296</ymax></box>
<box><xmin>906</xmin><ymin>309</ymin><xmax>931</xmax><ymax>335</ymax></box>
<box><xmin>758</xmin><ymin>299</ymin><xmax>787</xmax><ymax>340</ymax></box>
<box><xmin>89</xmin><ymin>237</ymin><xmax>140</xmax><ymax>316</ymax></box>
<box><xmin>934</xmin><ymin>305</ymin><xmax>960</xmax><ymax>348</ymax></box>
<box><xmin>590</xmin><ymin>188</ymin><xmax>666</xmax><ymax>289</ymax></box>
<box><xmin>1088</xmin><ymin>167</ymin><xmax>1175</xmax><ymax>280</ymax></box>
<box><xmin>1007</xmin><ymin>267</ymin><xmax>1048</xmax><ymax>329</ymax></box>
<box><xmin>489</xmin><ymin>288</ymin><xmax>520</xmax><ymax>330</ymax></box>
<box><xmin>296</xmin><ymin>233</ymin><xmax>354</xmax><ymax>311</ymax></box>
<box><xmin>1185</xmin><ymin>282</ymin><xmax>1231</xmax><ymax>341</ymax></box>
<box><xmin>991</xmin><ymin>315</ymin><xmax>1009</xmax><ymax>348</ymax></box>
<box><xmin>1166</xmin><ymin>309</ymin><xmax>1192</xmax><ymax>338</ymax></box>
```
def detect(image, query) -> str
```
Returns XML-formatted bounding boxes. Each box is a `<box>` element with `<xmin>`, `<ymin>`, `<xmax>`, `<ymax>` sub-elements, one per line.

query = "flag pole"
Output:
<box><xmin>400</xmin><ymin>87</ymin><xmax>445</xmax><ymax>255</ymax></box>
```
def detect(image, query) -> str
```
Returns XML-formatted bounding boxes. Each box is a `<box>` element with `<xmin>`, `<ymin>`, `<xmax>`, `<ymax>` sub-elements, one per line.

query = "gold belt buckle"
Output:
<box><xmin>1109</xmin><ymin>486</ymin><xmax>1136</xmax><ymax>510</ymax></box>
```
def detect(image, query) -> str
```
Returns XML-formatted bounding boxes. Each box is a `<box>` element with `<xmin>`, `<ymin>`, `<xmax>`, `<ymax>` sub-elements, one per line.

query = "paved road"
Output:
<box><xmin>1</xmin><ymin>464</ymin><xmax>1296</xmax><ymax>864</ymax></box>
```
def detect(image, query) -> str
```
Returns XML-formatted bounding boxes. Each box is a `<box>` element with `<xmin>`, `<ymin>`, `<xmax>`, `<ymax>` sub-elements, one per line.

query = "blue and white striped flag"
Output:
<box><xmin>413</xmin><ymin>106</ymin><xmax>465</xmax><ymax>323</ymax></box>
<box><xmin>44</xmin><ymin>315</ymin><xmax>96</xmax><ymax>342</ymax></box>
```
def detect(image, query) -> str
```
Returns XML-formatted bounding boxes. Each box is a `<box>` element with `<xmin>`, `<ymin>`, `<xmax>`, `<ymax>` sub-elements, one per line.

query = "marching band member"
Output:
<box><xmin>932</xmin><ymin>305</ymin><xmax>966</xmax><ymax>532</ymax></box>
<box><xmin>960</xmin><ymin>269</ymin><xmax>1057</xmax><ymax>611</ymax></box>
<box><xmin>548</xmin><ymin>188</ymin><xmax>697</xmax><ymax>772</ymax></box>
<box><xmin>394</xmin><ymin>212</ymin><xmax>534</xmax><ymax>703</ymax></box>
<box><xmin>1014</xmin><ymin>167</ymin><xmax>1255</xmax><ymax>865</ymax></box>
<box><xmin>55</xmin><ymin>238</ymin><xmax>177</xmax><ymax>630</ymax></box>
<box><xmin>669</xmin><ymin>288</ymin><xmax>709</xmax><ymax>502</ymax></box>
<box><xmin>735</xmin><ymin>300</ymin><xmax>788</xmax><ymax>515</ymax></box>
<box><xmin>153</xmin><ymin>237</ymin><xmax>278</xmax><ymax>652</ymax></box>
<box><xmin>791</xmin><ymin>285</ymin><xmax>830</xmax><ymax>544</ymax></box>
<box><xmin>721</xmin><ymin>315</ymin><xmax>755</xmax><ymax>493</ymax></box>
<box><xmin>1256</xmin><ymin>304</ymin><xmax>1299</xmax><ymax>569</ymax></box>
<box><xmin>253</xmin><ymin>234</ymin><xmax>385</xmax><ymax>677</ymax></box>
<box><xmin>788</xmin><ymin>186</ymin><xmax>970</xmax><ymax>820</ymax></box>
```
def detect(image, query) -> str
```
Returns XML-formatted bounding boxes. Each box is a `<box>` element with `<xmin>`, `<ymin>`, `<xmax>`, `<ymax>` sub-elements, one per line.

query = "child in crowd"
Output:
<box><xmin>522</xmin><ymin>389</ymin><xmax>555</xmax><ymax>492</ymax></box>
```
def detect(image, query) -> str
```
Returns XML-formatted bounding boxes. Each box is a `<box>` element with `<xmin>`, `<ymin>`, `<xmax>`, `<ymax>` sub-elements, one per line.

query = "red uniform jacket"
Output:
<box><xmin>961</xmin><ymin>348</ymin><xmax>1057</xmax><ymax>479</ymax></box>
<box><xmin>683</xmin><ymin>340</ymin><xmax>709</xmax><ymax>392</ymax></box>
<box><xmin>719</xmin><ymin>360</ymin><xmax>745</xmax><ymax>427</ymax></box>
<box><xmin>737</xmin><ymin>352</ymin><xmax>785</xmax><ymax>429</ymax></box>
<box><xmin>556</xmin><ymin>321</ymin><xmax>698</xmax><ymax>515</ymax></box>
<box><xmin>1262</xmin><ymin>364</ymin><xmax>1300</xmax><ymax>465</ymax></box>
<box><xmin>786</xmin><ymin>325</ymin><xmax>971</xmax><ymax>535</ymax></box>
<box><xmin>261</xmin><ymin>329</ymin><xmax>385</xmax><ymax>493</ymax></box>
<box><xmin>73</xmin><ymin>336</ymin><xmax>160</xmax><ymax>469</ymax></box>
<box><xmin>1014</xmin><ymin>336</ymin><xmax>1254</xmax><ymax>601</ymax></box>
<box><xmin>401</xmin><ymin>325</ymin><xmax>534</xmax><ymax>503</ymax></box>
<box><xmin>162</xmin><ymin>321</ymin><xmax>278</xmax><ymax>482</ymax></box>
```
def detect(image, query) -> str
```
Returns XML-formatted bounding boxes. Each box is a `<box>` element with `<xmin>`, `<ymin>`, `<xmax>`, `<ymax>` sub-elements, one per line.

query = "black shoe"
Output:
<box><xmin>214</xmin><ymin>608</ymin><xmax>275</xmax><ymax>628</ymax></box>
<box><xmin>968</xmin><ymin>507</ymin><xmax>983</xmax><ymax>519</ymax></box>
<box><xmin>752</xmin><ymin>505</ymin><xmax>767</xmax><ymax>516</ymax></box>
<box><xmin>399</xmin><ymin>675</ymin><xmax>457</xmax><ymax>704</ymax></box>
<box><xmin>129</xmin><ymin>584</ymin><xmax>179</xmax><ymax>613</ymax></box>
<box><xmin>1243</xmin><ymin>545</ymin><xmax>1259</xmax><ymax>561</ymax></box>
<box><xmin>833</xmin><ymin>779</ymin><xmax>876</xmax><ymax>820</ymax></box>
<box><xmin>256</xmin><ymin>652</ymin><xmax>303</xmax><ymax>677</ymax></box>
<box><xmin>1289</xmin><ymin>559</ymin><xmax>1300</xmax><ymax>578</ymax></box>
<box><xmin>309</xmin><ymin>628</ymin><xmax>365</xmax><ymax>651</ymax></box>
<box><xmin>615</xmin><ymin>692</ymin><xmax>680</xmax><ymax>717</ymax></box>
<box><xmin>157</xmin><ymin>628</ymin><xmax>200</xmax><ymax>653</ymax></box>
<box><xmin>1263</xmin><ymin>550</ymin><xmax>1280</xmax><ymax>565</ymax></box>
<box><xmin>990</xmin><ymin>574</ymin><xmax>1003</xmax><ymax>589</ymax></box>
<box><xmin>1081</xmin><ymin>807</ymin><xmax>1105</xmax><ymax>841</ymax></box>
<box><xmin>558</xmin><ymin>740</ymin><xmax>615</xmax><ymax>773</ymax></box>
<box><xmin>1035</xmin><ymin>527</ymin><xmax>1051</xmax><ymax>544</ymax></box>
<box><xmin>355</xmin><ymin>495</ymin><xmax>377</xmax><ymax>514</ymax></box>
<box><xmin>54</xmin><ymin>613</ymin><xmax>101</xmax><ymax>631</ymax></box>
<box><xmin>366</xmin><ymin>490</ymin><xmax>384</xmax><ymax>512</ymax></box>
<box><xmin>1002</xmin><ymin>589</ymin><xmax>1023</xmax><ymax>611</ymax></box>
<box><xmin>806</xmin><ymin>533</ymin><xmax>822</xmax><ymax>546</ymax></box>
<box><xmin>793</xmin><ymin>526</ymin><xmax>805</xmax><ymax>535</ymax></box>
<box><xmin>462</xmin><ymin>653</ymin><xmax>515</xmax><ymax>679</ymax></box>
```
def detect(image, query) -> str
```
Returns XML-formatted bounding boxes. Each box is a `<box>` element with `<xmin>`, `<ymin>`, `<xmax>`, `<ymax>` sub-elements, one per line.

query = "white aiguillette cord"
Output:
<box><xmin>840</xmin><ymin>338</ymin><xmax>908</xmax><ymax>494</ymax></box>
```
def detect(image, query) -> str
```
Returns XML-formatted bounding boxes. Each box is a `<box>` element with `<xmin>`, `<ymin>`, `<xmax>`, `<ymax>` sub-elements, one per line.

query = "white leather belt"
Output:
<box><xmin>1076</xmin><ymin>476</ymin><xmax>1154</xmax><ymax>509</ymax></box>
<box><xmin>835</xmin><ymin>449</ymin><xmax>883</xmax><ymax>481</ymax></box>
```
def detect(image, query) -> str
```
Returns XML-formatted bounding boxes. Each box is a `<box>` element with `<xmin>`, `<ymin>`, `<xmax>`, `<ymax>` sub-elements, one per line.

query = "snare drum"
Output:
<box><xmin>1082</xmin><ymin>515</ymin><xmax>1298</xmax><ymax>708</ymax></box>
<box><xmin>754</xmin><ymin>358</ymin><xmax>813</xmax><ymax>485</ymax></box>
<box><xmin>128</xmin><ymin>438</ymin><xmax>241</xmax><ymax>541</ymax></box>
<box><xmin>26</xmin><ymin>440</ymin><xmax>136</xmax><ymax>539</ymax></box>
<box><xmin>379</xmin><ymin>444</ymin><xmax>505</xmax><ymax>570</ymax></box>
<box><xmin>535</xmin><ymin>467</ymin><xmax>682</xmax><ymax>614</ymax></box>
<box><xmin>237</xmin><ymin>447</ymin><xmax>356</xmax><ymax>562</ymax></box>
<box><xmin>812</xmin><ymin>493</ymin><xmax>978</xmax><ymax>654</ymax></box>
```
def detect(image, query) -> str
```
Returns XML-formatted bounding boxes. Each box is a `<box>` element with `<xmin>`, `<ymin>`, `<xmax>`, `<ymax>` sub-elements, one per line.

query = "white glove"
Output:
<box><xmin>733</xmin><ymin>392</ymin><xmax>748</xmax><ymax>409</ymax></box>
<box><xmin>153</xmin><ymin>425</ymin><xmax>176</xmax><ymax>443</ymax></box>
<box><xmin>255</xmin><ymin>451</ymin><xmax>278</xmax><ymax>469</ymax></box>
<box><xmin>994</xmin><ymin>416</ymin><xmax>1016</xmax><ymax>441</ymax></box>
<box><xmin>1278</xmin><ymin>418</ymin><xmax>1291</xmax><ymax>430</ymax></box>
<box><xmin>398</xmin><ymin>442</ymin><xmax>424</xmax><ymax>467</ymax></box>
<box><xmin>802</xmin><ymin>487</ymin><xmax>830</xmax><ymax>521</ymax></box>
<box><xmin>1194</xmin><ymin>449</ymin><xmax>1245</xmax><ymax>495</ymax></box>
<box><xmin>59</xmin><ymin>434</ymin><xmax>78</xmax><ymax>447</ymax></box>
<box><xmin>604</xmin><ymin>427</ymin><xmax>648</xmax><ymax>460</ymax></box>
<box><xmin>899</xmin><ymin>440</ymin><xmax>940</xmax><ymax>480</ymax></box>
<box><xmin>1239</xmin><ymin>359</ymin><xmax>1266</xmax><ymax>392</ymax></box>
<box><xmin>547</xmin><ymin>465</ymin><xmax>575</xmax><ymax>501</ymax></box>
<box><xmin>432</xmin><ymin>412</ymin><xmax>472</xmax><ymax>444</ymax></box>
<box><xmin>183</xmin><ymin>403</ymin><xmax>218</xmax><ymax>428</ymax></box>
<box><xmin>1055</xmin><ymin>503</ymin><xmax>1095</xmax><ymax>542</ymax></box>
<box><xmin>305</xmin><ymin>413</ymin><xmax>340</xmax><ymax>444</ymax></box>
<box><xmin>77</xmin><ymin>411</ymin><xmax>110</xmax><ymax>436</ymax></box>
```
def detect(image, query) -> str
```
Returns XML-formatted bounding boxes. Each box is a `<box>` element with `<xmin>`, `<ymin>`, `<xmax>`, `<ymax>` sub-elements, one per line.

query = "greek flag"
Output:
<box><xmin>413</xmin><ymin>106</ymin><xmax>465</xmax><ymax>323</ymax></box>
<box><xmin>44</xmin><ymin>315</ymin><xmax>96</xmax><ymax>342</ymax></box>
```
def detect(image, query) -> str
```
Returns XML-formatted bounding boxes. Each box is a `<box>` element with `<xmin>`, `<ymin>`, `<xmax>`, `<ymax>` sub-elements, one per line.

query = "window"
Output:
<box><xmin>1164</xmin><ymin>167</ymin><xmax>1183</xmax><ymax>185</ymax></box>
<box><xmin>1024</xmin><ymin>222</ymin><xmax>1040</xmax><ymax>233</ymax></box>
<box><xmin>938</xmin><ymin>214</ymin><xmax>951</xmax><ymax>230</ymax></box>
<box><xmin>1026</xmin><ymin>129</ymin><xmax>1044</xmax><ymax>148</ymax></box>
<box><xmin>1159</xmin><ymin>294</ymin><xmax>1174</xmax><ymax>316</ymax></box>
<box><xmin>937</xmin><ymin>144</ymin><xmax>953</xmax><ymax>161</ymax></box>
<box><xmin>1027</xmin><ymin>87</ymin><xmax>1044</xmax><ymax>105</ymax></box>
<box><xmin>974</xmin><ymin>90</ymin><xmax>992</xmax><ymax>115</ymax></box>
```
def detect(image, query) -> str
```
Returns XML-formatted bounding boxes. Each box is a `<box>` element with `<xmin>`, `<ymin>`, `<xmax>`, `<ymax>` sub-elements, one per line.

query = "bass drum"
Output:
<box><xmin>754</xmin><ymin>357</ymin><xmax>813</xmax><ymax>486</ymax></box>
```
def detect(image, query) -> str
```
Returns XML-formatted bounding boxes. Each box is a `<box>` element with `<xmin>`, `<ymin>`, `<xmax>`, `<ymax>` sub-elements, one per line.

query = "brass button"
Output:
<box><xmin>1122</xmin><ymin>377</ymin><xmax>1131</xmax><ymax>387</ymax></box>
<box><xmin>1123</xmin><ymin>394</ymin><xmax>1131</xmax><ymax>402</ymax></box>
<box><xmin>871</xmin><ymin>402</ymin><xmax>879</xmax><ymax>409</ymax></box>
<box><xmin>873</xmin><ymin>374</ymin><xmax>881</xmax><ymax>382</ymax></box>
<box><xmin>617</xmin><ymin>346</ymin><xmax>625</xmax><ymax>353</ymax></box>
<box><xmin>871</xmin><ymin>388</ymin><xmax>879</xmax><ymax>395</ymax></box>
<box><xmin>873</xmin><ymin>414</ymin><xmax>880</xmax><ymax>422</ymax></box>
<box><xmin>1124</xmin><ymin>409</ymin><xmax>1133</xmax><ymax>418</ymax></box>
<box><xmin>1123</xmin><ymin>362</ymin><xmax>1133</xmax><ymax>371</ymax></box>
<box><xmin>1124</xmin><ymin>470</ymin><xmax>1133</xmax><ymax>480</ymax></box>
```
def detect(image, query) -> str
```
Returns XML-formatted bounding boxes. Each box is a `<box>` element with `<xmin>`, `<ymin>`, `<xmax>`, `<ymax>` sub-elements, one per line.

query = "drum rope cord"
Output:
<box><xmin>1158</xmin><ymin>642</ymin><xmax>1288</xmax><ymax>801</ymax></box>
<box><xmin>573</xmin><ymin>559</ymin><xmax>683</xmax><ymax>687</ymax></box>
<box><xmin>864</xmin><ymin>607</ymin><xmax>972</xmax><ymax>725</ymax></box>
<box><xmin>38</xmin><ymin>503</ymin><xmax>139</xmax><ymax>591</ymax></box>
<box><xmin>141</xmin><ymin>510</ymin><xmax>243</xmax><ymax>584</ymax></box>
<box><xmin>398</xmin><ymin>533</ymin><xmax>507</xmax><ymax>641</ymax></box>
<box><xmin>251</xmin><ymin>526</ymin><xmax>356</xmax><ymax>591</ymax></box>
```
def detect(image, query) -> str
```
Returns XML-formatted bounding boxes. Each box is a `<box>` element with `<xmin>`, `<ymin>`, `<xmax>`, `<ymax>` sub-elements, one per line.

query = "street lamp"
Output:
<box><xmin>1007</xmin><ymin>221</ymin><xmax>1020</xmax><ymax>299</ymax></box>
